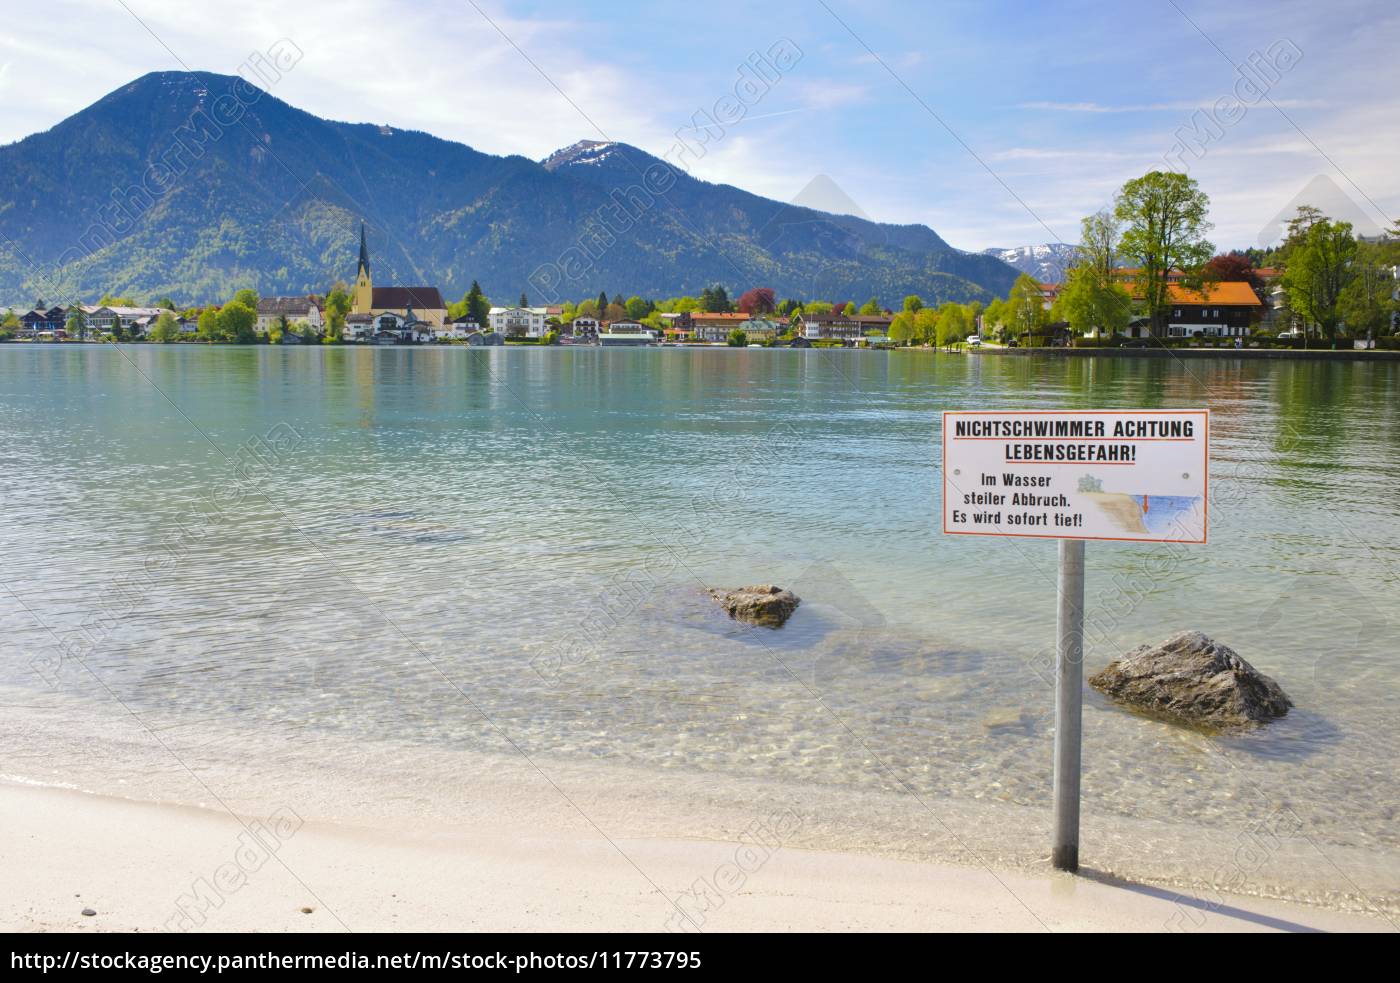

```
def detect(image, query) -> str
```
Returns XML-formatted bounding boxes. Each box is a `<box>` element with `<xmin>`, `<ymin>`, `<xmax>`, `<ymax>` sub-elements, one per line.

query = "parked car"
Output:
<box><xmin>966</xmin><ymin>335</ymin><xmax>981</xmax><ymax>347</ymax></box>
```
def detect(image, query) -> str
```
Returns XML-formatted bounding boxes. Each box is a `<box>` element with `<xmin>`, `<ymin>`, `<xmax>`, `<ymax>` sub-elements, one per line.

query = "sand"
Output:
<box><xmin>1</xmin><ymin>782</ymin><xmax>1390</xmax><ymax>933</ymax></box>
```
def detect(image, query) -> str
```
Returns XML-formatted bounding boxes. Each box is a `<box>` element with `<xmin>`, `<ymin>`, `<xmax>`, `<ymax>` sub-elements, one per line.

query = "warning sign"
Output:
<box><xmin>942</xmin><ymin>410</ymin><xmax>1208</xmax><ymax>543</ymax></box>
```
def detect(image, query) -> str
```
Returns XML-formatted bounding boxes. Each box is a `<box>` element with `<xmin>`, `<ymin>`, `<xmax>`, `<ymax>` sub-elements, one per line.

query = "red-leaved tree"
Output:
<box><xmin>737</xmin><ymin>287</ymin><xmax>776</xmax><ymax>315</ymax></box>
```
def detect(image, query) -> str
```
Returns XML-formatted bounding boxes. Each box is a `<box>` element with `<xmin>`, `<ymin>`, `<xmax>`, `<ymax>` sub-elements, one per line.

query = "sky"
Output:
<box><xmin>1</xmin><ymin>0</ymin><xmax>1396</xmax><ymax>252</ymax></box>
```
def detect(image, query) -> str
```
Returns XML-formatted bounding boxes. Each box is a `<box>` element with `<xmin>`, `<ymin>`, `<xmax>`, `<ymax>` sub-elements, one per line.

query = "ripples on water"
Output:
<box><xmin>1</xmin><ymin>345</ymin><xmax>1397</xmax><ymax>904</ymax></box>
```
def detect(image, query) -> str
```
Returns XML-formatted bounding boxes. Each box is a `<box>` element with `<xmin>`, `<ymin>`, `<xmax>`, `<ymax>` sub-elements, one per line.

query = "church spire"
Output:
<box><xmin>352</xmin><ymin>221</ymin><xmax>374</xmax><ymax>315</ymax></box>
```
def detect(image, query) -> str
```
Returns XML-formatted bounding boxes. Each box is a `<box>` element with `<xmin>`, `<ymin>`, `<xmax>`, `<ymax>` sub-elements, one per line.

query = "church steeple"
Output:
<box><xmin>352</xmin><ymin>221</ymin><xmax>373</xmax><ymax>314</ymax></box>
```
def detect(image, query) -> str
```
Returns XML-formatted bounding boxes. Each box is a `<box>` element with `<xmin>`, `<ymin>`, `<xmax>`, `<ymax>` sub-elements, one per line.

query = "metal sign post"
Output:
<box><xmin>942</xmin><ymin>409</ymin><xmax>1209</xmax><ymax>873</ymax></box>
<box><xmin>1052</xmin><ymin>538</ymin><xmax>1085</xmax><ymax>872</ymax></box>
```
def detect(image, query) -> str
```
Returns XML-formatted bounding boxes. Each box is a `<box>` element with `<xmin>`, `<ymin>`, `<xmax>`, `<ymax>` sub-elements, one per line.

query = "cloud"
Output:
<box><xmin>1019</xmin><ymin>99</ymin><xmax>1328</xmax><ymax>113</ymax></box>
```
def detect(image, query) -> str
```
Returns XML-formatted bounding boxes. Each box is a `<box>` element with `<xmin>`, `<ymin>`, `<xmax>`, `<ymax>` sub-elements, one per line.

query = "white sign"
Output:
<box><xmin>942</xmin><ymin>410</ymin><xmax>1209</xmax><ymax>544</ymax></box>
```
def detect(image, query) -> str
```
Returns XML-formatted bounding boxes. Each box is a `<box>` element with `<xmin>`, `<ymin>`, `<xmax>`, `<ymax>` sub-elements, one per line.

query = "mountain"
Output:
<box><xmin>981</xmin><ymin>243</ymin><xmax>1080</xmax><ymax>284</ymax></box>
<box><xmin>0</xmin><ymin>72</ymin><xmax>1018</xmax><ymax>307</ymax></box>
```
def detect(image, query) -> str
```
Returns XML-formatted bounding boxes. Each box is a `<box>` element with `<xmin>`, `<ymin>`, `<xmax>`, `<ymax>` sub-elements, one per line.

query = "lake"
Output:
<box><xmin>1</xmin><ymin>344</ymin><xmax>1396</xmax><ymax>913</ymax></box>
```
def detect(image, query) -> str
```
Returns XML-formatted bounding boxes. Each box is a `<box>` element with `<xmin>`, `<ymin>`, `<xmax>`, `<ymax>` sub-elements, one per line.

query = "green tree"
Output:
<box><xmin>65</xmin><ymin>307</ymin><xmax>88</xmax><ymax>340</ymax></box>
<box><xmin>1283</xmin><ymin>218</ymin><xmax>1358</xmax><ymax>347</ymax></box>
<box><xmin>700</xmin><ymin>285</ymin><xmax>731</xmax><ymax>312</ymax></box>
<box><xmin>902</xmin><ymin>295</ymin><xmax>924</xmax><ymax>314</ymax></box>
<box><xmin>625</xmin><ymin>295</ymin><xmax>650</xmax><ymax>320</ymax></box>
<box><xmin>232</xmin><ymin>288</ymin><xmax>259</xmax><ymax>310</ymax></box>
<box><xmin>597</xmin><ymin>290</ymin><xmax>609</xmax><ymax>314</ymax></box>
<box><xmin>889</xmin><ymin>311</ymin><xmax>914</xmax><ymax>345</ymax></box>
<box><xmin>149</xmin><ymin>310</ymin><xmax>182</xmax><ymax>343</ymax></box>
<box><xmin>1114</xmin><ymin>171</ymin><xmax>1214</xmax><ymax>335</ymax></box>
<box><xmin>268</xmin><ymin>315</ymin><xmax>288</xmax><ymax>344</ymax></box>
<box><xmin>726</xmin><ymin>328</ymin><xmax>748</xmax><ymax>347</ymax></box>
<box><xmin>1053</xmin><ymin>267</ymin><xmax>1132</xmax><ymax>337</ymax></box>
<box><xmin>324</xmin><ymin>286</ymin><xmax>351</xmax><ymax>337</ymax></box>
<box><xmin>935</xmin><ymin>303</ymin><xmax>969</xmax><ymax>347</ymax></box>
<box><xmin>1340</xmin><ymin>241</ymin><xmax>1398</xmax><ymax>340</ymax></box>
<box><xmin>914</xmin><ymin>306</ymin><xmax>938</xmax><ymax>345</ymax></box>
<box><xmin>197</xmin><ymin>309</ymin><xmax>221</xmax><ymax>342</ymax></box>
<box><xmin>858</xmin><ymin>297</ymin><xmax>881</xmax><ymax>316</ymax></box>
<box><xmin>1007</xmin><ymin>274</ymin><xmax>1048</xmax><ymax>339</ymax></box>
<box><xmin>216</xmin><ymin>301</ymin><xmax>257</xmax><ymax>344</ymax></box>
<box><xmin>520</xmin><ymin>291</ymin><xmax>529</xmax><ymax>307</ymax></box>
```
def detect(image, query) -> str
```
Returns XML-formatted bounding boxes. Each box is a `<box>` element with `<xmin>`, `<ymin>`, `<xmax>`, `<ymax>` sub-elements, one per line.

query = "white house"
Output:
<box><xmin>488</xmin><ymin>306</ymin><xmax>550</xmax><ymax>338</ymax></box>
<box><xmin>87</xmin><ymin>306</ymin><xmax>168</xmax><ymax>336</ymax></box>
<box><xmin>255</xmin><ymin>296</ymin><xmax>323</xmax><ymax>334</ymax></box>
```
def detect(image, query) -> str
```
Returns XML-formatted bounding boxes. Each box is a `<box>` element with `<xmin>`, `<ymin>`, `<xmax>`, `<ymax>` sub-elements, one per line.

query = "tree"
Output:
<box><xmin>268</xmin><ymin>315</ymin><xmax>288</xmax><ymax>344</ymax></box>
<box><xmin>1053</xmin><ymin>266</ymin><xmax>1131</xmax><ymax>337</ymax></box>
<box><xmin>778</xmin><ymin>298</ymin><xmax>801</xmax><ymax>316</ymax></box>
<box><xmin>156</xmin><ymin>296</ymin><xmax>178</xmax><ymax>311</ymax></box>
<box><xmin>839</xmin><ymin>302</ymin><xmax>856</xmax><ymax>316</ymax></box>
<box><xmin>597</xmin><ymin>291</ymin><xmax>609</xmax><ymax>314</ymax></box>
<box><xmin>914</xmin><ymin>306</ymin><xmax>938</xmax><ymax>345</ymax></box>
<box><xmin>803</xmin><ymin>300</ymin><xmax>834</xmax><ymax>316</ymax></box>
<box><xmin>625</xmin><ymin>295</ymin><xmax>652</xmax><ymax>320</ymax></box>
<box><xmin>542</xmin><ymin>329</ymin><xmax>560</xmax><ymax>346</ymax></box>
<box><xmin>604</xmin><ymin>302</ymin><xmax>627</xmax><ymax>322</ymax></box>
<box><xmin>197</xmin><ymin>309</ymin><xmax>221</xmax><ymax>342</ymax></box>
<box><xmin>323</xmin><ymin>286</ymin><xmax>351</xmax><ymax>337</ymax></box>
<box><xmin>149</xmin><ymin>310</ymin><xmax>182</xmax><ymax>343</ymax></box>
<box><xmin>520</xmin><ymin>291</ymin><xmax>529</xmax><ymax>307</ymax></box>
<box><xmin>232</xmin><ymin>288</ymin><xmax>259</xmax><ymax>310</ymax></box>
<box><xmin>1114</xmin><ymin>171</ymin><xmax>1214</xmax><ymax>334</ymax></box>
<box><xmin>935</xmin><ymin>303</ymin><xmax>969</xmax><ymax>347</ymax></box>
<box><xmin>737</xmin><ymin>287</ymin><xmax>776</xmax><ymax>315</ymax></box>
<box><xmin>65</xmin><ymin>307</ymin><xmax>88</xmax><ymax>340</ymax></box>
<box><xmin>858</xmin><ymin>297</ymin><xmax>881</xmax><ymax>315</ymax></box>
<box><xmin>1283</xmin><ymin>218</ymin><xmax>1357</xmax><ymax>347</ymax></box>
<box><xmin>889</xmin><ymin>311</ymin><xmax>914</xmax><ymax>345</ymax></box>
<box><xmin>1007</xmin><ymin>274</ymin><xmax>1048</xmax><ymax>338</ymax></box>
<box><xmin>216</xmin><ymin>301</ymin><xmax>257</xmax><ymax>344</ymax></box>
<box><xmin>982</xmin><ymin>298</ymin><xmax>1009</xmax><ymax>340</ymax></box>
<box><xmin>1203</xmin><ymin>253</ymin><xmax>1264</xmax><ymax>297</ymax></box>
<box><xmin>1339</xmin><ymin>248</ymin><xmax>1396</xmax><ymax>341</ymax></box>
<box><xmin>726</xmin><ymin>329</ymin><xmax>748</xmax><ymax>347</ymax></box>
<box><xmin>902</xmin><ymin>295</ymin><xmax>924</xmax><ymax>314</ymax></box>
<box><xmin>575</xmin><ymin>298</ymin><xmax>599</xmax><ymax>319</ymax></box>
<box><xmin>1340</xmin><ymin>241</ymin><xmax>1398</xmax><ymax>341</ymax></box>
<box><xmin>700</xmin><ymin>285</ymin><xmax>731</xmax><ymax>313</ymax></box>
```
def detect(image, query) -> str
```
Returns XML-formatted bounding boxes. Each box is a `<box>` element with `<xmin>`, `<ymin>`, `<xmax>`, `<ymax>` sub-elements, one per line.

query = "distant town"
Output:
<box><xmin>5</xmin><ymin>172</ymin><xmax>1398</xmax><ymax>352</ymax></box>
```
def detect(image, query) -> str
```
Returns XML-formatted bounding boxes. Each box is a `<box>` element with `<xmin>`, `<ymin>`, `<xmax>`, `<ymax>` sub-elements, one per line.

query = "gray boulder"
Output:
<box><xmin>709</xmin><ymin>585</ymin><xmax>800</xmax><ymax>628</ymax></box>
<box><xmin>1089</xmin><ymin>630</ymin><xmax>1292</xmax><ymax>730</ymax></box>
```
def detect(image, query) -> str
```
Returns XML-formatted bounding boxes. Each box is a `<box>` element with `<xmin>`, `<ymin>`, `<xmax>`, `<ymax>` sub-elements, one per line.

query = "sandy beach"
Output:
<box><xmin>1</xmin><ymin>782</ymin><xmax>1390</xmax><ymax>933</ymax></box>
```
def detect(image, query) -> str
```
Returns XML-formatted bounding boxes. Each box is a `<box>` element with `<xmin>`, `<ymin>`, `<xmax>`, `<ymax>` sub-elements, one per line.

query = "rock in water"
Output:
<box><xmin>1089</xmin><ymin>630</ymin><xmax>1292</xmax><ymax>730</ymax></box>
<box><xmin>709</xmin><ymin>585</ymin><xmax>800</xmax><ymax>628</ymax></box>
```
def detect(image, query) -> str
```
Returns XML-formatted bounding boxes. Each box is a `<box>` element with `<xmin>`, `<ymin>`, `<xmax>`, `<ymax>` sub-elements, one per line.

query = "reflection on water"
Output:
<box><xmin>1</xmin><ymin>345</ymin><xmax>1397</xmax><ymax>904</ymax></box>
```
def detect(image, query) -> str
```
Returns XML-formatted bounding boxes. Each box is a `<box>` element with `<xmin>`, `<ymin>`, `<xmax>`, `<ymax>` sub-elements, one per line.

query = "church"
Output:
<box><xmin>351</xmin><ymin>222</ymin><xmax>448</xmax><ymax>327</ymax></box>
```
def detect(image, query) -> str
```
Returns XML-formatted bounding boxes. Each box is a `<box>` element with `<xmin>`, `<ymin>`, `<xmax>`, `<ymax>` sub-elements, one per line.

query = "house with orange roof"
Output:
<box><xmin>1161</xmin><ymin>281</ymin><xmax>1262</xmax><ymax>339</ymax></box>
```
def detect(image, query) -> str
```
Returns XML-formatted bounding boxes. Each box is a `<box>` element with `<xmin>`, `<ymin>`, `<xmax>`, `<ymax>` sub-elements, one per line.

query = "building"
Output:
<box><xmin>1163</xmin><ymin>282</ymin><xmax>1262</xmax><ymax>338</ymax></box>
<box><xmin>800</xmin><ymin>314</ymin><xmax>861</xmax><ymax>342</ymax></box>
<box><xmin>488</xmin><ymin>306</ymin><xmax>550</xmax><ymax>338</ymax></box>
<box><xmin>351</xmin><ymin>222</ymin><xmax>448</xmax><ymax>327</ymax></box>
<box><xmin>598</xmin><ymin>328</ymin><xmax>656</xmax><ymax>346</ymax></box>
<box><xmin>88</xmin><ymin>306</ymin><xmax>169</xmax><ymax>335</ymax></box>
<box><xmin>691</xmin><ymin>311</ymin><xmax>751</xmax><ymax>343</ymax></box>
<box><xmin>570</xmin><ymin>317</ymin><xmax>600</xmax><ymax>340</ymax></box>
<box><xmin>256</xmin><ymin>296</ymin><xmax>323</xmax><ymax>334</ymax></box>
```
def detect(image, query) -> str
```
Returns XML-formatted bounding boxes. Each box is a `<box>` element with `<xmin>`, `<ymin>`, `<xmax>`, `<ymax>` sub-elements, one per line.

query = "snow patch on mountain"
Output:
<box><xmin>982</xmin><ymin>243</ymin><xmax>1080</xmax><ymax>283</ymax></box>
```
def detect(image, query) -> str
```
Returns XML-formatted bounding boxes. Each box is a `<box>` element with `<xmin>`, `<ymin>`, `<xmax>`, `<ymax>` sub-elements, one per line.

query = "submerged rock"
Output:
<box><xmin>1089</xmin><ymin>630</ymin><xmax>1292</xmax><ymax>730</ymax></box>
<box><xmin>709</xmin><ymin>585</ymin><xmax>800</xmax><ymax>628</ymax></box>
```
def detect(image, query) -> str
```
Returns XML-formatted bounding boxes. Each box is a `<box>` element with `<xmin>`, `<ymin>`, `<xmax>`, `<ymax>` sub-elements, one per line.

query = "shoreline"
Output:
<box><xmin>2</xmin><ymin>781</ymin><xmax>1391</xmax><ymax>933</ymax></box>
<box><xmin>970</xmin><ymin>345</ymin><xmax>1400</xmax><ymax>362</ymax></box>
